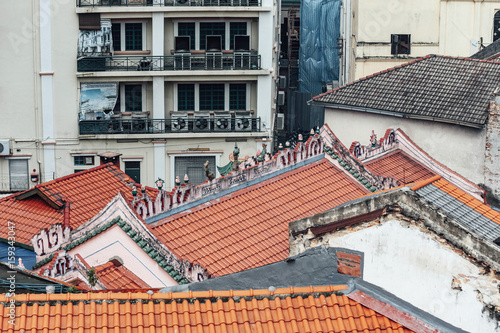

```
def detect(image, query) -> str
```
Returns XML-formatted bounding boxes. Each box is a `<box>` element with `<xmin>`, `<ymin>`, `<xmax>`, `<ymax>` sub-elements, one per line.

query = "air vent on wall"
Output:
<box><xmin>0</xmin><ymin>140</ymin><xmax>10</xmax><ymax>156</ymax></box>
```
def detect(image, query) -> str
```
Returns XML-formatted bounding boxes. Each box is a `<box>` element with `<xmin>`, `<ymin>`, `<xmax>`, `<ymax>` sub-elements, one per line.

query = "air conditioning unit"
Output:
<box><xmin>234</xmin><ymin>117</ymin><xmax>251</xmax><ymax>131</ymax></box>
<box><xmin>214</xmin><ymin>114</ymin><xmax>231</xmax><ymax>131</ymax></box>
<box><xmin>171</xmin><ymin>113</ymin><xmax>189</xmax><ymax>132</ymax></box>
<box><xmin>193</xmin><ymin>113</ymin><xmax>211</xmax><ymax>131</ymax></box>
<box><xmin>277</xmin><ymin>91</ymin><xmax>285</xmax><ymax>106</ymax></box>
<box><xmin>279</xmin><ymin>76</ymin><xmax>286</xmax><ymax>90</ymax></box>
<box><xmin>0</xmin><ymin>140</ymin><xmax>10</xmax><ymax>156</ymax></box>
<box><xmin>276</xmin><ymin>114</ymin><xmax>284</xmax><ymax>131</ymax></box>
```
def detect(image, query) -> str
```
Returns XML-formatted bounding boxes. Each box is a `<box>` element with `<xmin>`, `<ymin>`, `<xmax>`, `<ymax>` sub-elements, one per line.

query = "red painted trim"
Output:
<box><xmin>347</xmin><ymin>291</ymin><xmax>442</xmax><ymax>333</ymax></box>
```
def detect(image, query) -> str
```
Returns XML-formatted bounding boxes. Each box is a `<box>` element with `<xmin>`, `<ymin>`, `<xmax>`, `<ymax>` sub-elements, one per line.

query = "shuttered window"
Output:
<box><xmin>175</xmin><ymin>156</ymin><xmax>215</xmax><ymax>186</ymax></box>
<box><xmin>79</xmin><ymin>13</ymin><xmax>101</xmax><ymax>30</ymax></box>
<box><xmin>9</xmin><ymin>159</ymin><xmax>29</xmax><ymax>191</ymax></box>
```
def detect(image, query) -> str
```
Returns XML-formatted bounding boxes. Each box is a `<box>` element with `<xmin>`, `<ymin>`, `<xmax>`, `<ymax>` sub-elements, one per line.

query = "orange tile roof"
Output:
<box><xmin>151</xmin><ymin>159</ymin><xmax>371</xmax><ymax>277</ymax></box>
<box><xmin>94</xmin><ymin>261</ymin><xmax>151</xmax><ymax>290</ymax></box>
<box><xmin>419</xmin><ymin>178</ymin><xmax>500</xmax><ymax>225</ymax></box>
<box><xmin>365</xmin><ymin>150</ymin><xmax>437</xmax><ymax>185</ymax></box>
<box><xmin>0</xmin><ymin>164</ymin><xmax>157</xmax><ymax>245</ymax></box>
<box><xmin>0</xmin><ymin>286</ymin><xmax>415</xmax><ymax>332</ymax></box>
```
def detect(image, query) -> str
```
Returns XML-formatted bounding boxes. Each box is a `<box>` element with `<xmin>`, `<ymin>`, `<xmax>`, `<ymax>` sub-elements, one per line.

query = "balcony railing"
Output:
<box><xmin>77</xmin><ymin>54</ymin><xmax>261</xmax><ymax>72</ymax></box>
<box><xmin>77</xmin><ymin>0</ymin><xmax>261</xmax><ymax>7</ymax></box>
<box><xmin>79</xmin><ymin>116</ymin><xmax>261</xmax><ymax>134</ymax></box>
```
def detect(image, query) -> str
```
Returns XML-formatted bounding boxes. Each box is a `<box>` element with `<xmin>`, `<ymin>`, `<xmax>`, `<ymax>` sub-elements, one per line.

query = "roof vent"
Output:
<box><xmin>108</xmin><ymin>256</ymin><xmax>123</xmax><ymax>267</ymax></box>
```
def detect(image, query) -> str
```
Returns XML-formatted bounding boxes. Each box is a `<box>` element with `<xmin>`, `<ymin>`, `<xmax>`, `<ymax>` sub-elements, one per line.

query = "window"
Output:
<box><xmin>175</xmin><ymin>83</ymin><xmax>249</xmax><ymax>111</ymax></box>
<box><xmin>200</xmin><ymin>84</ymin><xmax>224</xmax><ymax>111</ymax></box>
<box><xmin>230</xmin><ymin>22</ymin><xmax>247</xmax><ymax>49</ymax></box>
<box><xmin>175</xmin><ymin>156</ymin><xmax>216</xmax><ymax>186</ymax></box>
<box><xmin>229</xmin><ymin>83</ymin><xmax>246</xmax><ymax>110</ymax></box>
<box><xmin>125</xmin><ymin>23</ymin><xmax>143</xmax><ymax>51</ymax></box>
<box><xmin>125</xmin><ymin>84</ymin><xmax>143</xmax><ymax>111</ymax></box>
<box><xmin>178</xmin><ymin>84</ymin><xmax>195</xmax><ymax>111</ymax></box>
<box><xmin>124</xmin><ymin>161</ymin><xmax>141</xmax><ymax>183</ymax></box>
<box><xmin>9</xmin><ymin>159</ymin><xmax>28</xmax><ymax>191</ymax></box>
<box><xmin>200</xmin><ymin>22</ymin><xmax>226</xmax><ymax>50</ymax></box>
<box><xmin>391</xmin><ymin>34</ymin><xmax>410</xmax><ymax>55</ymax></box>
<box><xmin>111</xmin><ymin>22</ymin><xmax>145</xmax><ymax>52</ymax></box>
<box><xmin>178</xmin><ymin>23</ymin><xmax>196</xmax><ymax>50</ymax></box>
<box><xmin>112</xmin><ymin>24</ymin><xmax>121</xmax><ymax>51</ymax></box>
<box><xmin>74</xmin><ymin>156</ymin><xmax>95</xmax><ymax>165</ymax></box>
<box><xmin>494</xmin><ymin>11</ymin><xmax>500</xmax><ymax>42</ymax></box>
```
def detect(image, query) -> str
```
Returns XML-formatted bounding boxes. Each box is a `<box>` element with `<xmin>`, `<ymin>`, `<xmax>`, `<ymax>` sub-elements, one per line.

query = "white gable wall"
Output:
<box><xmin>68</xmin><ymin>225</ymin><xmax>178</xmax><ymax>288</ymax></box>
<box><xmin>324</xmin><ymin>108</ymin><xmax>485</xmax><ymax>185</ymax></box>
<box><xmin>313</xmin><ymin>219</ymin><xmax>499</xmax><ymax>333</ymax></box>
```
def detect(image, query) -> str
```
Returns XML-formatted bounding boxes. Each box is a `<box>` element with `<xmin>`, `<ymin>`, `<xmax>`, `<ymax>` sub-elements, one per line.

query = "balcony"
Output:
<box><xmin>76</xmin><ymin>0</ymin><xmax>261</xmax><ymax>7</ymax></box>
<box><xmin>77</xmin><ymin>54</ymin><xmax>261</xmax><ymax>72</ymax></box>
<box><xmin>79</xmin><ymin>116</ymin><xmax>261</xmax><ymax>135</ymax></box>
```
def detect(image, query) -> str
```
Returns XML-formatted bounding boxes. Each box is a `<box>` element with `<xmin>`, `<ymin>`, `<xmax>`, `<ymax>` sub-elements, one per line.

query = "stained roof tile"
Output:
<box><xmin>0</xmin><ymin>286</ymin><xmax>417</xmax><ymax>333</ymax></box>
<box><xmin>365</xmin><ymin>150</ymin><xmax>437</xmax><ymax>185</ymax></box>
<box><xmin>94</xmin><ymin>261</ymin><xmax>151</xmax><ymax>290</ymax></box>
<box><xmin>313</xmin><ymin>55</ymin><xmax>500</xmax><ymax>127</ymax></box>
<box><xmin>413</xmin><ymin>178</ymin><xmax>500</xmax><ymax>241</ymax></box>
<box><xmin>0</xmin><ymin>164</ymin><xmax>156</xmax><ymax>245</ymax></box>
<box><xmin>151</xmin><ymin>159</ymin><xmax>370</xmax><ymax>277</ymax></box>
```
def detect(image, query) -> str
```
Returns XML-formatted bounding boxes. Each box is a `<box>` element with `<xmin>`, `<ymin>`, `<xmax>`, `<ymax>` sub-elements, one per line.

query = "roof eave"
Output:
<box><xmin>315</xmin><ymin>102</ymin><xmax>486</xmax><ymax>129</ymax></box>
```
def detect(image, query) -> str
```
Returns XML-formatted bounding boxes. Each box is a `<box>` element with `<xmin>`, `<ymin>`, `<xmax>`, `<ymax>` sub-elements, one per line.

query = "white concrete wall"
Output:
<box><xmin>320</xmin><ymin>219</ymin><xmax>499</xmax><ymax>333</ymax></box>
<box><xmin>324</xmin><ymin>108</ymin><xmax>485</xmax><ymax>185</ymax></box>
<box><xmin>352</xmin><ymin>0</ymin><xmax>500</xmax><ymax>80</ymax></box>
<box><xmin>69</xmin><ymin>225</ymin><xmax>178</xmax><ymax>288</ymax></box>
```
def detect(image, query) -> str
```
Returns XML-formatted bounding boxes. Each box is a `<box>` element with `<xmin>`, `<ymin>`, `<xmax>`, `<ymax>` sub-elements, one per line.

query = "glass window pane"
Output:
<box><xmin>200</xmin><ymin>84</ymin><xmax>224</xmax><ymax>111</ymax></box>
<box><xmin>200</xmin><ymin>22</ymin><xmax>225</xmax><ymax>50</ymax></box>
<box><xmin>229</xmin><ymin>83</ymin><xmax>246</xmax><ymax>110</ymax></box>
<box><xmin>178</xmin><ymin>22</ymin><xmax>196</xmax><ymax>50</ymax></box>
<box><xmin>230</xmin><ymin>22</ymin><xmax>247</xmax><ymax>50</ymax></box>
<box><xmin>178</xmin><ymin>84</ymin><xmax>195</xmax><ymax>111</ymax></box>
<box><xmin>125</xmin><ymin>161</ymin><xmax>141</xmax><ymax>183</ymax></box>
<box><xmin>112</xmin><ymin>23</ymin><xmax>121</xmax><ymax>51</ymax></box>
<box><xmin>125</xmin><ymin>23</ymin><xmax>142</xmax><ymax>51</ymax></box>
<box><xmin>125</xmin><ymin>85</ymin><xmax>142</xmax><ymax>112</ymax></box>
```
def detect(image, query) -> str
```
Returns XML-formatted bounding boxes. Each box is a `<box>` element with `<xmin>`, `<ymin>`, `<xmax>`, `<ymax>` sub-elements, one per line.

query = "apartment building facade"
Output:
<box><xmin>0</xmin><ymin>0</ymin><xmax>278</xmax><ymax>191</ymax></box>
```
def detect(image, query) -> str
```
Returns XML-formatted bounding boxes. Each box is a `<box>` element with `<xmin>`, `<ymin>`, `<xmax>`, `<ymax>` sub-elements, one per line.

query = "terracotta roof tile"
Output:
<box><xmin>0</xmin><ymin>164</ymin><xmax>156</xmax><ymax>245</ymax></box>
<box><xmin>0</xmin><ymin>286</ymin><xmax>417</xmax><ymax>332</ymax></box>
<box><xmin>151</xmin><ymin>159</ymin><xmax>370</xmax><ymax>277</ymax></box>
<box><xmin>93</xmin><ymin>261</ymin><xmax>151</xmax><ymax>290</ymax></box>
<box><xmin>365</xmin><ymin>150</ymin><xmax>437</xmax><ymax>185</ymax></box>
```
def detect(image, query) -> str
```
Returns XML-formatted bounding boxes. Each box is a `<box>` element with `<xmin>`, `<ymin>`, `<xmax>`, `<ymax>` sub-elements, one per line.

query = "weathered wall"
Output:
<box><xmin>485</xmin><ymin>95</ymin><xmax>500</xmax><ymax>201</ymax></box>
<box><xmin>289</xmin><ymin>189</ymin><xmax>500</xmax><ymax>333</ymax></box>
<box><xmin>324</xmin><ymin>108</ymin><xmax>485</xmax><ymax>185</ymax></box>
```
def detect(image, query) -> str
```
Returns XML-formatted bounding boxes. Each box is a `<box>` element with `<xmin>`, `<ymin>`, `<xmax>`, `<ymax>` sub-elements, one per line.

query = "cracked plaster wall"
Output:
<box><xmin>485</xmin><ymin>95</ymin><xmax>500</xmax><ymax>201</ymax></box>
<box><xmin>291</xmin><ymin>217</ymin><xmax>499</xmax><ymax>332</ymax></box>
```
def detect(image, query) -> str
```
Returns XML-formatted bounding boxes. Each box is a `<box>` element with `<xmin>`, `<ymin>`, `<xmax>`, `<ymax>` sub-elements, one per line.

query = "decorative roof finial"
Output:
<box><xmin>233</xmin><ymin>143</ymin><xmax>240</xmax><ymax>171</ymax></box>
<box><xmin>132</xmin><ymin>186</ymin><xmax>137</xmax><ymax>196</ymax></box>
<box><xmin>155</xmin><ymin>178</ymin><xmax>164</xmax><ymax>190</ymax></box>
<box><xmin>175</xmin><ymin>176</ymin><xmax>181</xmax><ymax>186</ymax></box>
<box><xmin>310</xmin><ymin>128</ymin><xmax>315</xmax><ymax>135</ymax></box>
<box><xmin>285</xmin><ymin>141</ymin><xmax>290</xmax><ymax>149</ymax></box>
<box><xmin>315</xmin><ymin>126</ymin><xmax>320</xmax><ymax>134</ymax></box>
<box><xmin>278</xmin><ymin>143</ymin><xmax>284</xmax><ymax>151</ymax></box>
<box><xmin>141</xmin><ymin>185</ymin><xmax>146</xmax><ymax>194</ymax></box>
<box><xmin>204</xmin><ymin>160</ymin><xmax>215</xmax><ymax>181</ymax></box>
<box><xmin>184</xmin><ymin>174</ymin><xmax>189</xmax><ymax>184</ymax></box>
<box><xmin>298</xmin><ymin>134</ymin><xmax>303</xmax><ymax>143</ymax></box>
<box><xmin>257</xmin><ymin>143</ymin><xmax>267</xmax><ymax>162</ymax></box>
<box><xmin>370</xmin><ymin>130</ymin><xmax>377</xmax><ymax>148</ymax></box>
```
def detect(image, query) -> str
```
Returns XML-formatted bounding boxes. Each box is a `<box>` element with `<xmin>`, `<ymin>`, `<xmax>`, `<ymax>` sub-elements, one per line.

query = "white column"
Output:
<box><xmin>258</xmin><ymin>10</ymin><xmax>273</xmax><ymax>70</ymax></box>
<box><xmin>40</xmin><ymin>0</ymin><xmax>55</xmax><ymax>181</ymax></box>
<box><xmin>153</xmin><ymin>140</ymin><xmax>166</xmax><ymax>184</ymax></box>
<box><xmin>152</xmin><ymin>12</ymin><xmax>164</xmax><ymax>70</ymax></box>
<box><xmin>257</xmin><ymin>76</ymin><xmax>272</xmax><ymax>133</ymax></box>
<box><xmin>153</xmin><ymin>77</ymin><xmax>165</xmax><ymax>119</ymax></box>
